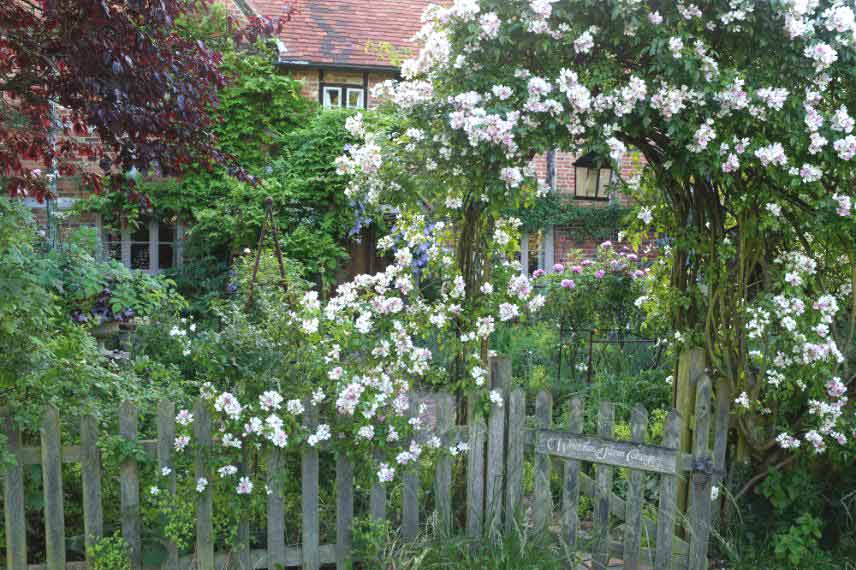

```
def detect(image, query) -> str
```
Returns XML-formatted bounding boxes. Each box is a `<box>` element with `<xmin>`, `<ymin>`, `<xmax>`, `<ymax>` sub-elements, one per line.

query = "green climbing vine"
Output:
<box><xmin>510</xmin><ymin>194</ymin><xmax>631</xmax><ymax>241</ymax></box>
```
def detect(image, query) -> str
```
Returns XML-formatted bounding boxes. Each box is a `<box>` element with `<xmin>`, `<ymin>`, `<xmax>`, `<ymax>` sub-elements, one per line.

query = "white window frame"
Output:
<box><xmin>322</xmin><ymin>86</ymin><xmax>343</xmax><ymax>108</ymax></box>
<box><xmin>345</xmin><ymin>87</ymin><xmax>365</xmax><ymax>109</ymax></box>
<box><xmin>97</xmin><ymin>214</ymin><xmax>185</xmax><ymax>274</ymax></box>
<box><xmin>321</xmin><ymin>85</ymin><xmax>366</xmax><ymax>109</ymax></box>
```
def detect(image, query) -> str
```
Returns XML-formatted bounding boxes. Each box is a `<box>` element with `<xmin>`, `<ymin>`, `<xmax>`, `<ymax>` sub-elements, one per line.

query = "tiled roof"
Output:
<box><xmin>251</xmin><ymin>0</ymin><xmax>434</xmax><ymax>69</ymax></box>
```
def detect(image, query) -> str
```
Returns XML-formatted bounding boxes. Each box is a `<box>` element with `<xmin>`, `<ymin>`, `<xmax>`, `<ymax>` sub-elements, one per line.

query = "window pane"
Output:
<box><xmin>158</xmin><ymin>218</ymin><xmax>176</xmax><ymax>242</ymax></box>
<box><xmin>104</xmin><ymin>230</ymin><xmax>122</xmax><ymax>260</ymax></box>
<box><xmin>528</xmin><ymin>230</ymin><xmax>544</xmax><ymax>274</ymax></box>
<box><xmin>575</xmin><ymin>167</ymin><xmax>598</xmax><ymax>198</ymax></box>
<box><xmin>598</xmin><ymin>168</ymin><xmax>612</xmax><ymax>195</ymax></box>
<box><xmin>130</xmin><ymin>243</ymin><xmax>149</xmax><ymax>270</ymax></box>
<box><xmin>130</xmin><ymin>223</ymin><xmax>149</xmax><ymax>241</ymax></box>
<box><xmin>346</xmin><ymin>88</ymin><xmax>365</xmax><ymax>108</ymax></box>
<box><xmin>158</xmin><ymin>244</ymin><xmax>174</xmax><ymax>269</ymax></box>
<box><xmin>323</xmin><ymin>87</ymin><xmax>342</xmax><ymax>107</ymax></box>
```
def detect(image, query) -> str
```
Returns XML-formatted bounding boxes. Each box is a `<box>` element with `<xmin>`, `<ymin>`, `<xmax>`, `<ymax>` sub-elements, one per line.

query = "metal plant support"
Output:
<box><xmin>245</xmin><ymin>197</ymin><xmax>288</xmax><ymax>310</ymax></box>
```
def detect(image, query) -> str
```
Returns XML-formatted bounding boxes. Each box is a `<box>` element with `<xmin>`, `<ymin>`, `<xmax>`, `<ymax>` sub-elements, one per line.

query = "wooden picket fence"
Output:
<box><xmin>2</xmin><ymin>357</ymin><xmax>725</xmax><ymax>570</ymax></box>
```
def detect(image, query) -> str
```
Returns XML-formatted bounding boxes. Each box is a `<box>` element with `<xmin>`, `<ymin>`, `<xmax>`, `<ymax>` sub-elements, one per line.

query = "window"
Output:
<box><xmin>346</xmin><ymin>88</ymin><xmax>365</xmax><ymax>108</ymax></box>
<box><xmin>322</xmin><ymin>86</ymin><xmax>342</xmax><ymax>108</ymax></box>
<box><xmin>98</xmin><ymin>215</ymin><xmax>184</xmax><ymax>274</ymax></box>
<box><xmin>322</xmin><ymin>85</ymin><xmax>366</xmax><ymax>109</ymax></box>
<box><xmin>526</xmin><ymin>229</ymin><xmax>545</xmax><ymax>275</ymax></box>
<box><xmin>519</xmin><ymin>227</ymin><xmax>554</xmax><ymax>276</ymax></box>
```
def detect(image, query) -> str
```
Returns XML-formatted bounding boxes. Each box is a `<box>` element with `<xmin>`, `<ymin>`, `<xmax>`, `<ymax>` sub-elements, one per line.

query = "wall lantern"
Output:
<box><xmin>573</xmin><ymin>152</ymin><xmax>614</xmax><ymax>201</ymax></box>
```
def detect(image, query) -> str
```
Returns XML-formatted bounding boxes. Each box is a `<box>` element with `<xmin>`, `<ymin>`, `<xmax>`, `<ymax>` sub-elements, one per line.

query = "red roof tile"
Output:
<box><xmin>253</xmin><ymin>0</ymin><xmax>434</xmax><ymax>69</ymax></box>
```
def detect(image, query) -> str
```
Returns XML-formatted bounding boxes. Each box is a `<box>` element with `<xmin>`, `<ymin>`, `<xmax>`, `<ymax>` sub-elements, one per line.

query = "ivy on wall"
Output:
<box><xmin>510</xmin><ymin>193</ymin><xmax>631</xmax><ymax>241</ymax></box>
<box><xmin>75</xmin><ymin>6</ymin><xmax>367</xmax><ymax>306</ymax></box>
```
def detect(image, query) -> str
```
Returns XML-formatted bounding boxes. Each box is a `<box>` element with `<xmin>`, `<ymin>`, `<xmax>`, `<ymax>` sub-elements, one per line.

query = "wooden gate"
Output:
<box><xmin>475</xmin><ymin>358</ymin><xmax>723</xmax><ymax>570</ymax></box>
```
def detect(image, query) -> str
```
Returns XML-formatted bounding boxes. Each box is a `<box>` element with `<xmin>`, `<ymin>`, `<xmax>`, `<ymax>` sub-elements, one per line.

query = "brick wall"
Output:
<box><xmin>532</xmin><ymin>150</ymin><xmax>645</xmax><ymax>208</ymax></box>
<box><xmin>288</xmin><ymin>69</ymin><xmax>321</xmax><ymax>101</ymax></box>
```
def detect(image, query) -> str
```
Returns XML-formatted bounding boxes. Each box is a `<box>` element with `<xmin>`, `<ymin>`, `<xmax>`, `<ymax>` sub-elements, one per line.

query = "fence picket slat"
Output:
<box><xmin>563</xmin><ymin>398</ymin><xmax>583</xmax><ymax>551</ymax></box>
<box><xmin>336</xmin><ymin>453</ymin><xmax>354</xmax><ymax>570</ymax></box>
<box><xmin>3</xmin><ymin>411</ymin><xmax>27</xmax><ymax>570</ymax></box>
<box><xmin>119</xmin><ymin>401</ymin><xmax>141</xmax><ymax>570</ymax></box>
<box><xmin>434</xmin><ymin>393</ymin><xmax>454</xmax><ymax>537</ymax></box>
<box><xmin>80</xmin><ymin>414</ymin><xmax>103</xmax><ymax>562</ymax></box>
<box><xmin>237</xmin><ymin>447</ymin><xmax>252</xmax><ymax>570</ymax></box>
<box><xmin>370</xmin><ymin>448</ymin><xmax>387</xmax><ymax>521</ymax></box>
<box><xmin>156</xmin><ymin>401</ymin><xmax>179</xmax><ymax>570</ymax></box>
<box><xmin>655</xmin><ymin>410</ymin><xmax>681</xmax><ymax>570</ymax></box>
<box><xmin>623</xmin><ymin>405</ymin><xmax>648</xmax><ymax>570</ymax></box>
<box><xmin>42</xmin><ymin>406</ymin><xmax>66</xmax><ymax>570</ymax></box>
<box><xmin>194</xmin><ymin>400</ymin><xmax>215</xmax><ymax>570</ymax></box>
<box><xmin>592</xmin><ymin>401</ymin><xmax>614</xmax><ymax>570</ymax></box>
<box><xmin>688</xmin><ymin>377</ymin><xmax>713</xmax><ymax>570</ymax></box>
<box><xmin>402</xmin><ymin>397</ymin><xmax>420</xmax><ymax>540</ymax></box>
<box><xmin>711</xmin><ymin>379</ymin><xmax>730</xmax><ymax>529</ymax></box>
<box><xmin>302</xmin><ymin>400</ymin><xmax>321</xmax><ymax>570</ymax></box>
<box><xmin>505</xmin><ymin>389</ymin><xmax>525</xmax><ymax>535</ymax></box>
<box><xmin>533</xmin><ymin>391</ymin><xmax>553</xmax><ymax>534</ymax></box>
<box><xmin>485</xmin><ymin>358</ymin><xmax>510</xmax><ymax>541</ymax></box>
<box><xmin>266</xmin><ymin>448</ymin><xmax>287</xmax><ymax>569</ymax></box>
<box><xmin>466</xmin><ymin>397</ymin><xmax>486</xmax><ymax>540</ymax></box>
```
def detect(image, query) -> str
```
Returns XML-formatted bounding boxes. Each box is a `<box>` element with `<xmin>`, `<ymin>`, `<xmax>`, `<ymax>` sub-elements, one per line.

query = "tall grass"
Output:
<box><xmin>355</xmin><ymin>516</ymin><xmax>578</xmax><ymax>570</ymax></box>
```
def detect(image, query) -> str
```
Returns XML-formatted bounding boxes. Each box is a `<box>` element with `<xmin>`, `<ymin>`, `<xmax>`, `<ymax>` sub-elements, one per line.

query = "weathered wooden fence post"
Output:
<box><xmin>711</xmin><ymin>378</ymin><xmax>731</xmax><ymax>529</ymax></box>
<box><xmin>505</xmin><ymin>389</ymin><xmax>525</xmax><ymax>535</ymax></box>
<box><xmin>41</xmin><ymin>405</ymin><xmax>66</xmax><ymax>570</ymax></box>
<box><xmin>623</xmin><ymin>405</ymin><xmax>648</xmax><ymax>570</ymax></box>
<box><xmin>81</xmin><ymin>413</ymin><xmax>104</xmax><ymax>561</ymax></box>
<box><xmin>194</xmin><ymin>399</ymin><xmax>215</xmax><ymax>570</ymax></box>
<box><xmin>302</xmin><ymin>399</ymin><xmax>321</xmax><ymax>570</ymax></box>
<box><xmin>466</xmin><ymin>395</ymin><xmax>486</xmax><ymax>540</ymax></box>
<box><xmin>533</xmin><ymin>390</ymin><xmax>553</xmax><ymax>534</ymax></box>
<box><xmin>486</xmin><ymin>356</ymin><xmax>510</xmax><ymax>541</ymax></box>
<box><xmin>3</xmin><ymin>411</ymin><xmax>27</xmax><ymax>570</ymax></box>
<box><xmin>237</xmin><ymin>446</ymin><xmax>253</xmax><ymax>570</ymax></box>
<box><xmin>119</xmin><ymin>401</ymin><xmax>141</xmax><ymax>570</ymax></box>
<box><xmin>156</xmin><ymin>401</ymin><xmax>179</xmax><ymax>570</ymax></box>
<box><xmin>655</xmin><ymin>410</ymin><xmax>681</xmax><ymax>569</ymax></box>
<box><xmin>592</xmin><ymin>401</ymin><xmax>615</xmax><ymax>570</ymax></box>
<box><xmin>370</xmin><ymin>448</ymin><xmax>387</xmax><ymax>522</ymax></box>
<box><xmin>336</xmin><ymin>452</ymin><xmax>354</xmax><ymax>570</ymax></box>
<box><xmin>688</xmin><ymin>376</ymin><xmax>714</xmax><ymax>570</ymax></box>
<box><xmin>562</xmin><ymin>398</ymin><xmax>583</xmax><ymax>552</ymax></box>
<box><xmin>266</xmin><ymin>446</ymin><xmax>287</xmax><ymax>569</ymax></box>
<box><xmin>434</xmin><ymin>393</ymin><xmax>454</xmax><ymax>537</ymax></box>
<box><xmin>402</xmin><ymin>397</ymin><xmax>420</xmax><ymax>540</ymax></box>
<box><xmin>675</xmin><ymin>348</ymin><xmax>705</xmax><ymax>516</ymax></box>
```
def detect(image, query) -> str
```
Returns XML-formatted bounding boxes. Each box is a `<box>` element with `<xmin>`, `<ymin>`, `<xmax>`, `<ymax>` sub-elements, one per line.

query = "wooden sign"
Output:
<box><xmin>535</xmin><ymin>430</ymin><xmax>678</xmax><ymax>475</ymax></box>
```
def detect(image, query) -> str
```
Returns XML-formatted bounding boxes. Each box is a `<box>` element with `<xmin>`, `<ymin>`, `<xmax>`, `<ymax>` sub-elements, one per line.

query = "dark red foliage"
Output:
<box><xmin>0</xmin><ymin>0</ymin><xmax>292</xmax><ymax>200</ymax></box>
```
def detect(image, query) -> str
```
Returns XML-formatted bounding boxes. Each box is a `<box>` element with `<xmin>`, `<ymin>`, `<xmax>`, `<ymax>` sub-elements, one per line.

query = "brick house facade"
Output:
<box><xmin>21</xmin><ymin>0</ymin><xmax>645</xmax><ymax>275</ymax></box>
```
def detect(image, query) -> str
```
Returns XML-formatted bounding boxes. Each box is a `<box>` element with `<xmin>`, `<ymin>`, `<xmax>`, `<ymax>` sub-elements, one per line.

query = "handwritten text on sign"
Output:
<box><xmin>535</xmin><ymin>430</ymin><xmax>678</xmax><ymax>475</ymax></box>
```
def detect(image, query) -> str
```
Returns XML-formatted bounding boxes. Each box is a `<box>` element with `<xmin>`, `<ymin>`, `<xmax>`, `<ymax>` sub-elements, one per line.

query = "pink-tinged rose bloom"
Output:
<box><xmin>600</xmin><ymin>240</ymin><xmax>613</xmax><ymax>249</ymax></box>
<box><xmin>581</xmin><ymin>259</ymin><xmax>593</xmax><ymax>266</ymax></box>
<box><xmin>571</xmin><ymin>265</ymin><xmax>583</xmax><ymax>274</ymax></box>
<box><xmin>595</xmin><ymin>270</ymin><xmax>606</xmax><ymax>279</ymax></box>
<box><xmin>632</xmin><ymin>270</ymin><xmax>645</xmax><ymax>278</ymax></box>
<box><xmin>560</xmin><ymin>279</ymin><xmax>576</xmax><ymax>289</ymax></box>
<box><xmin>552</xmin><ymin>263</ymin><xmax>564</xmax><ymax>272</ymax></box>
<box><xmin>532</xmin><ymin>268</ymin><xmax>545</xmax><ymax>278</ymax></box>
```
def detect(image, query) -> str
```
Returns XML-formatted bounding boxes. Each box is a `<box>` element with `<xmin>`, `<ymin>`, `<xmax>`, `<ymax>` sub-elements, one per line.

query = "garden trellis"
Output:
<box><xmin>2</xmin><ymin>357</ymin><xmax>726</xmax><ymax>570</ymax></box>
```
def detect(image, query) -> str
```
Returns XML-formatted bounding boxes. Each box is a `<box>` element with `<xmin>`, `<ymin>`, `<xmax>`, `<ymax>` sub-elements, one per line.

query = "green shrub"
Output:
<box><xmin>87</xmin><ymin>533</ymin><xmax>131</xmax><ymax>570</ymax></box>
